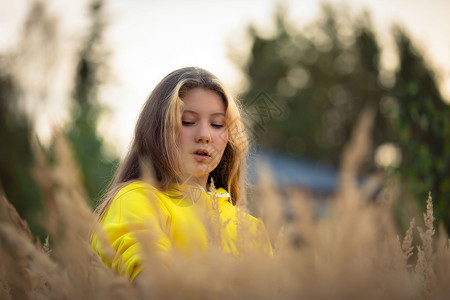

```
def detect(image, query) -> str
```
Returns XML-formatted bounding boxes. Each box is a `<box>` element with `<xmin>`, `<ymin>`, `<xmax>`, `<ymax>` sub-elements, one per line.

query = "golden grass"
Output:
<box><xmin>1</xmin><ymin>112</ymin><xmax>449</xmax><ymax>299</ymax></box>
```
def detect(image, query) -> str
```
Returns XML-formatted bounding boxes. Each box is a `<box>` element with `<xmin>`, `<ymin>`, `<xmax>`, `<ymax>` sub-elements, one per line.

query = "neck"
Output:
<box><xmin>181</xmin><ymin>175</ymin><xmax>208</xmax><ymax>192</ymax></box>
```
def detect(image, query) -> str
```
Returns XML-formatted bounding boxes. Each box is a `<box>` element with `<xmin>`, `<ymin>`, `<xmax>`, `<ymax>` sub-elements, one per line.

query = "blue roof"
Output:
<box><xmin>246</xmin><ymin>148</ymin><xmax>338</xmax><ymax>193</ymax></box>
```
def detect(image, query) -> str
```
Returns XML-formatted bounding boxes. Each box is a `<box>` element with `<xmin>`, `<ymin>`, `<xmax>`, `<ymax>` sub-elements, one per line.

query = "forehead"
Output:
<box><xmin>181</xmin><ymin>88</ymin><xmax>226</xmax><ymax>114</ymax></box>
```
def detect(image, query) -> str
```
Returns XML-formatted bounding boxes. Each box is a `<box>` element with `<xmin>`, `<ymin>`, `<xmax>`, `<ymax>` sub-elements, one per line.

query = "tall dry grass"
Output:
<box><xmin>1</xmin><ymin>111</ymin><xmax>449</xmax><ymax>299</ymax></box>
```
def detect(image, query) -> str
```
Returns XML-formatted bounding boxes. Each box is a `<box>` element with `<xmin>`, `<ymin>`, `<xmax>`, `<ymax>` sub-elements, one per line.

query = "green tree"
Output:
<box><xmin>236</xmin><ymin>5</ymin><xmax>396</xmax><ymax>172</ymax></box>
<box><xmin>235</xmin><ymin>3</ymin><xmax>450</xmax><ymax>231</ymax></box>
<box><xmin>392</xmin><ymin>27</ymin><xmax>450</xmax><ymax>231</ymax></box>
<box><xmin>0</xmin><ymin>59</ymin><xmax>43</xmax><ymax>235</ymax></box>
<box><xmin>65</xmin><ymin>0</ymin><xmax>118</xmax><ymax>207</ymax></box>
<box><xmin>0</xmin><ymin>1</ymin><xmax>55</xmax><ymax>238</ymax></box>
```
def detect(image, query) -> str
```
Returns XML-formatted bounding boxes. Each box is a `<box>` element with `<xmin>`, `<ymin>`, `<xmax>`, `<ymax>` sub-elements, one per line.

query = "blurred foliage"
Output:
<box><xmin>64</xmin><ymin>0</ymin><xmax>118</xmax><ymax>207</ymax></box>
<box><xmin>0</xmin><ymin>59</ymin><xmax>43</xmax><ymax>237</ymax></box>
<box><xmin>233</xmin><ymin>4</ymin><xmax>450</xmax><ymax>230</ymax></box>
<box><xmin>237</xmin><ymin>5</ymin><xmax>396</xmax><ymax>171</ymax></box>
<box><xmin>392</xmin><ymin>28</ymin><xmax>450</xmax><ymax>232</ymax></box>
<box><xmin>0</xmin><ymin>0</ymin><xmax>117</xmax><ymax>238</ymax></box>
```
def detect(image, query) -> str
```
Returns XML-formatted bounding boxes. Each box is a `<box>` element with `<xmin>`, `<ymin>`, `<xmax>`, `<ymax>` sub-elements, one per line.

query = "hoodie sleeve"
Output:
<box><xmin>96</xmin><ymin>184</ymin><xmax>172</xmax><ymax>280</ymax></box>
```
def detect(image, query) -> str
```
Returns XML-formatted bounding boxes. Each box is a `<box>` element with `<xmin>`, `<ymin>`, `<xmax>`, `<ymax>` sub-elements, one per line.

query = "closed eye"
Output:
<box><xmin>211</xmin><ymin>124</ymin><xmax>224</xmax><ymax>128</ymax></box>
<box><xmin>182</xmin><ymin>121</ymin><xmax>194</xmax><ymax>126</ymax></box>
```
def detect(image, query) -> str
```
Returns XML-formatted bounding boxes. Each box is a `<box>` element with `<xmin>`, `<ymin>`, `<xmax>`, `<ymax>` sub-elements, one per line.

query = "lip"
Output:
<box><xmin>193</xmin><ymin>148</ymin><xmax>211</xmax><ymax>161</ymax></box>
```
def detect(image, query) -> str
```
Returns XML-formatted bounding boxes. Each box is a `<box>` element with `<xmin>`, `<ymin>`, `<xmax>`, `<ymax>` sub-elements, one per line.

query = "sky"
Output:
<box><xmin>1</xmin><ymin>0</ymin><xmax>449</xmax><ymax>156</ymax></box>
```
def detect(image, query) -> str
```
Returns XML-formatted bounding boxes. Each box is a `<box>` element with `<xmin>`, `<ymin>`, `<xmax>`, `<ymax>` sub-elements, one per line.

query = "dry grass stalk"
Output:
<box><xmin>0</xmin><ymin>191</ymin><xmax>38</xmax><ymax>247</ymax></box>
<box><xmin>415</xmin><ymin>192</ymin><xmax>436</xmax><ymax>300</ymax></box>
<box><xmin>1</xmin><ymin>133</ymin><xmax>134</xmax><ymax>299</ymax></box>
<box><xmin>252</xmin><ymin>163</ymin><xmax>284</xmax><ymax>246</ymax></box>
<box><xmin>338</xmin><ymin>106</ymin><xmax>375</xmax><ymax>203</ymax></box>
<box><xmin>402</xmin><ymin>218</ymin><xmax>415</xmax><ymax>263</ymax></box>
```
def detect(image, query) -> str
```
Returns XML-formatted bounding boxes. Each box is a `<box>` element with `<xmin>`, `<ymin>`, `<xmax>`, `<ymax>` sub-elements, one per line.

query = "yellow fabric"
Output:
<box><xmin>92</xmin><ymin>181</ymin><xmax>272</xmax><ymax>280</ymax></box>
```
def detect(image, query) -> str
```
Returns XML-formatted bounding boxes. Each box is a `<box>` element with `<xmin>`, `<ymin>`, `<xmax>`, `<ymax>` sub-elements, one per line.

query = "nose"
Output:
<box><xmin>195</xmin><ymin>122</ymin><xmax>211</xmax><ymax>144</ymax></box>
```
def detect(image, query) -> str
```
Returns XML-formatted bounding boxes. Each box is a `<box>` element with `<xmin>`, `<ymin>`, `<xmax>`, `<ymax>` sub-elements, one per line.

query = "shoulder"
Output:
<box><xmin>103</xmin><ymin>181</ymin><xmax>169</xmax><ymax>223</ymax></box>
<box><xmin>114</xmin><ymin>181</ymin><xmax>162</xmax><ymax>209</ymax></box>
<box><xmin>115</xmin><ymin>180</ymin><xmax>158</xmax><ymax>198</ymax></box>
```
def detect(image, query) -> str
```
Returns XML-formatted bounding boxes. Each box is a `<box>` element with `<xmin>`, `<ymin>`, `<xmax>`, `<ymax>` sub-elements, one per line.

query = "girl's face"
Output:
<box><xmin>177</xmin><ymin>88</ymin><xmax>228</xmax><ymax>188</ymax></box>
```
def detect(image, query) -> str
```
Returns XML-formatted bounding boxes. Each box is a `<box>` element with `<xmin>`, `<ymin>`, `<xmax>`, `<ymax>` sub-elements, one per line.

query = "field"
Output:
<box><xmin>1</xmin><ymin>111</ymin><xmax>449</xmax><ymax>300</ymax></box>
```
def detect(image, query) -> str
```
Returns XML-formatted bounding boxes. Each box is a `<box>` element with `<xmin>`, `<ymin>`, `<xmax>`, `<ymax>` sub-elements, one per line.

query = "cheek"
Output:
<box><xmin>216</xmin><ymin>129</ymin><xmax>228</xmax><ymax>152</ymax></box>
<box><xmin>177</xmin><ymin>128</ymin><xmax>190</xmax><ymax>149</ymax></box>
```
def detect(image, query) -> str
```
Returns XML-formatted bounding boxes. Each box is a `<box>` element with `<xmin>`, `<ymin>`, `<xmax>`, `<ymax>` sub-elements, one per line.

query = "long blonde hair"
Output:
<box><xmin>96</xmin><ymin>67</ymin><xmax>248</xmax><ymax>218</ymax></box>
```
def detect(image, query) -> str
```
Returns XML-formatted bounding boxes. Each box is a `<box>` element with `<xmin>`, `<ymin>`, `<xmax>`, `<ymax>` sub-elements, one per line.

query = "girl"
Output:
<box><xmin>92</xmin><ymin>67</ymin><xmax>272</xmax><ymax>282</ymax></box>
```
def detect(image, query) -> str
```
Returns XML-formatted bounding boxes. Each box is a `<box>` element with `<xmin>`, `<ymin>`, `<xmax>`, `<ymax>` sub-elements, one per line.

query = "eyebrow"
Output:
<box><xmin>183</xmin><ymin>110</ymin><xmax>225</xmax><ymax>116</ymax></box>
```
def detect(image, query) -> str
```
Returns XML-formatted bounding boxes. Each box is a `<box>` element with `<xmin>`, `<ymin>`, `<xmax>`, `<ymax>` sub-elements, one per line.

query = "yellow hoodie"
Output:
<box><xmin>92</xmin><ymin>181</ymin><xmax>272</xmax><ymax>280</ymax></box>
